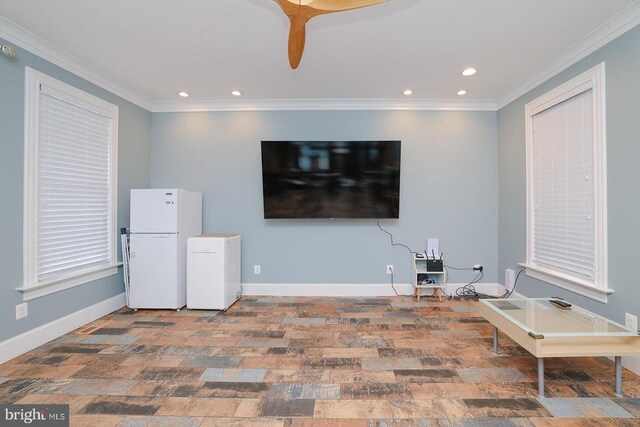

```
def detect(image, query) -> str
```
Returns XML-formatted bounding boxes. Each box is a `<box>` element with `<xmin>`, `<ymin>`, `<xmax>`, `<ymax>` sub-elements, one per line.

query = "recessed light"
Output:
<box><xmin>462</xmin><ymin>67</ymin><xmax>477</xmax><ymax>76</ymax></box>
<box><xmin>403</xmin><ymin>89</ymin><xmax>413</xmax><ymax>96</ymax></box>
<box><xmin>232</xmin><ymin>90</ymin><xmax>243</xmax><ymax>96</ymax></box>
<box><xmin>178</xmin><ymin>91</ymin><xmax>189</xmax><ymax>98</ymax></box>
<box><xmin>457</xmin><ymin>90</ymin><xmax>467</xmax><ymax>96</ymax></box>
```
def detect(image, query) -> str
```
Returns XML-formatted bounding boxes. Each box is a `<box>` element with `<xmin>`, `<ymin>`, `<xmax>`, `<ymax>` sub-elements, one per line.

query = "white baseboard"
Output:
<box><xmin>241</xmin><ymin>282</ymin><xmax>504</xmax><ymax>297</ymax></box>
<box><xmin>0</xmin><ymin>293</ymin><xmax>126</xmax><ymax>365</ymax></box>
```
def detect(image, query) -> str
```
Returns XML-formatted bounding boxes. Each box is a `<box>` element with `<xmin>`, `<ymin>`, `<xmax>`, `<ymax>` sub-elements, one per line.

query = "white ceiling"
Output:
<box><xmin>0</xmin><ymin>0</ymin><xmax>637</xmax><ymax>108</ymax></box>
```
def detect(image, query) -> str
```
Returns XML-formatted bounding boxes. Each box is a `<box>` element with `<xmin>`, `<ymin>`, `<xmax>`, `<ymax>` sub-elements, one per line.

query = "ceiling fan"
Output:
<box><xmin>272</xmin><ymin>0</ymin><xmax>388</xmax><ymax>69</ymax></box>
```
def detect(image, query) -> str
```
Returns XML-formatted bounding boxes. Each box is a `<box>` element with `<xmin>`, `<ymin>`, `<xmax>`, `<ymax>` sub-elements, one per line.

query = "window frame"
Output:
<box><xmin>19</xmin><ymin>67</ymin><xmax>119</xmax><ymax>301</ymax></box>
<box><xmin>521</xmin><ymin>62</ymin><xmax>610</xmax><ymax>303</ymax></box>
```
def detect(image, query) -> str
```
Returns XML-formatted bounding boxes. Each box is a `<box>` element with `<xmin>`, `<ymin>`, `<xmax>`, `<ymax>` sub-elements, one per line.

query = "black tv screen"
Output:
<box><xmin>261</xmin><ymin>141</ymin><xmax>401</xmax><ymax>219</ymax></box>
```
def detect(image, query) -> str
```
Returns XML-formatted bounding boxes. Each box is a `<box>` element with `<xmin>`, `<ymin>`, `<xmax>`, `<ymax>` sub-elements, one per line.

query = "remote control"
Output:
<box><xmin>550</xmin><ymin>299</ymin><xmax>572</xmax><ymax>309</ymax></box>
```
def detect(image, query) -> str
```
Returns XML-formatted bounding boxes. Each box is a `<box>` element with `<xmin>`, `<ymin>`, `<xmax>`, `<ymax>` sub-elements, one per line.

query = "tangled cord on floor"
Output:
<box><xmin>449</xmin><ymin>267</ymin><xmax>525</xmax><ymax>300</ymax></box>
<box><xmin>450</xmin><ymin>271</ymin><xmax>494</xmax><ymax>300</ymax></box>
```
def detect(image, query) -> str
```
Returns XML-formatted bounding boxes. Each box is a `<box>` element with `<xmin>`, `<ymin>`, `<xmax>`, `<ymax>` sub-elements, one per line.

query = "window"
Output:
<box><xmin>20</xmin><ymin>68</ymin><xmax>119</xmax><ymax>301</ymax></box>
<box><xmin>523</xmin><ymin>62</ymin><xmax>610</xmax><ymax>302</ymax></box>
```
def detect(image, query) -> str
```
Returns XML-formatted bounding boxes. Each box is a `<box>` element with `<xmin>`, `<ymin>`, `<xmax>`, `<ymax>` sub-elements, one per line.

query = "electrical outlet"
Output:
<box><xmin>625</xmin><ymin>313</ymin><xmax>638</xmax><ymax>332</ymax></box>
<box><xmin>386</xmin><ymin>265</ymin><xmax>394</xmax><ymax>275</ymax></box>
<box><xmin>254</xmin><ymin>265</ymin><xmax>261</xmax><ymax>275</ymax></box>
<box><xmin>16</xmin><ymin>302</ymin><xmax>28</xmax><ymax>320</ymax></box>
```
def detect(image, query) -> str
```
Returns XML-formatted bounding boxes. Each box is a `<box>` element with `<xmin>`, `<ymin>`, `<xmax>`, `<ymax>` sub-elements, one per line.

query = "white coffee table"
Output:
<box><xmin>480</xmin><ymin>298</ymin><xmax>640</xmax><ymax>398</ymax></box>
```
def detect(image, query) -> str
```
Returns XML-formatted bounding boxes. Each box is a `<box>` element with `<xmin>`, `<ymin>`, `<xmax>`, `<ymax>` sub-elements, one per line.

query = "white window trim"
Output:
<box><xmin>19</xmin><ymin>67</ymin><xmax>119</xmax><ymax>301</ymax></box>
<box><xmin>522</xmin><ymin>62</ymin><xmax>611</xmax><ymax>303</ymax></box>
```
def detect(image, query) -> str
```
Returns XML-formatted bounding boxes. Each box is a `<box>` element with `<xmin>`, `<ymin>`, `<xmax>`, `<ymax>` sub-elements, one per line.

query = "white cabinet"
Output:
<box><xmin>412</xmin><ymin>254</ymin><xmax>446</xmax><ymax>301</ymax></box>
<box><xmin>187</xmin><ymin>234</ymin><xmax>241</xmax><ymax>310</ymax></box>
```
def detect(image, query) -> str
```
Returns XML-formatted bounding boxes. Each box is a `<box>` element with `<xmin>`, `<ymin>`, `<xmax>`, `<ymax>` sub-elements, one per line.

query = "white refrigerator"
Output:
<box><xmin>129</xmin><ymin>189</ymin><xmax>202</xmax><ymax>310</ymax></box>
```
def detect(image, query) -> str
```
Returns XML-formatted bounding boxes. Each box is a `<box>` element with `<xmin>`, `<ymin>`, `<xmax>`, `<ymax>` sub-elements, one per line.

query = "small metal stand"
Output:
<box><xmin>615</xmin><ymin>356</ymin><xmax>623</xmax><ymax>397</ymax></box>
<box><xmin>120</xmin><ymin>228</ymin><xmax>131</xmax><ymax>308</ymax></box>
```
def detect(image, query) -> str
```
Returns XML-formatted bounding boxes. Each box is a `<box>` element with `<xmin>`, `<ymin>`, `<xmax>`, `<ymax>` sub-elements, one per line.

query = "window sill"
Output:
<box><xmin>519</xmin><ymin>262</ymin><xmax>613</xmax><ymax>303</ymax></box>
<box><xmin>17</xmin><ymin>263</ymin><xmax>121</xmax><ymax>301</ymax></box>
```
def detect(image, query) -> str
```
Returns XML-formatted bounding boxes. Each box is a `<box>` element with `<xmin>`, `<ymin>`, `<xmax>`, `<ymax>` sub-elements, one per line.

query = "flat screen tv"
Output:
<box><xmin>261</xmin><ymin>140</ymin><xmax>401</xmax><ymax>219</ymax></box>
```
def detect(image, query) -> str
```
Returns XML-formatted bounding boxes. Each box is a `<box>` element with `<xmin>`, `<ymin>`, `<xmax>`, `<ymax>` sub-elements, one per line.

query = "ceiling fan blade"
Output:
<box><xmin>287</xmin><ymin>16</ymin><xmax>307</xmax><ymax>69</ymax></box>
<box><xmin>273</xmin><ymin>0</ymin><xmax>388</xmax><ymax>69</ymax></box>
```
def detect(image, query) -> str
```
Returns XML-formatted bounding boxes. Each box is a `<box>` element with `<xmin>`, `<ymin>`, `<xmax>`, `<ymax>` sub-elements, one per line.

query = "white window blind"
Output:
<box><xmin>523</xmin><ymin>62</ymin><xmax>608</xmax><ymax>302</ymax></box>
<box><xmin>531</xmin><ymin>90</ymin><xmax>595</xmax><ymax>279</ymax></box>
<box><xmin>21</xmin><ymin>68</ymin><xmax>119</xmax><ymax>301</ymax></box>
<box><xmin>37</xmin><ymin>86</ymin><xmax>114</xmax><ymax>281</ymax></box>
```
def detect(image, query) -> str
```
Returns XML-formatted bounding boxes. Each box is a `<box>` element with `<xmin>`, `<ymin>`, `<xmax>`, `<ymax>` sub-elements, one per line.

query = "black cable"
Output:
<box><xmin>447</xmin><ymin>267</ymin><xmax>524</xmax><ymax>301</ymax></box>
<box><xmin>450</xmin><ymin>271</ymin><xmax>500</xmax><ymax>300</ymax></box>
<box><xmin>502</xmin><ymin>268</ymin><xmax>525</xmax><ymax>299</ymax></box>
<box><xmin>375</xmin><ymin>220</ymin><xmax>419</xmax><ymax>297</ymax></box>
<box><xmin>390</xmin><ymin>271</ymin><xmax>400</xmax><ymax>296</ymax></box>
<box><xmin>390</xmin><ymin>271</ymin><xmax>416</xmax><ymax>297</ymax></box>
<box><xmin>443</xmin><ymin>264</ymin><xmax>479</xmax><ymax>298</ymax></box>
<box><xmin>395</xmin><ymin>273</ymin><xmax>418</xmax><ymax>297</ymax></box>
<box><xmin>456</xmin><ymin>271</ymin><xmax>483</xmax><ymax>296</ymax></box>
<box><xmin>444</xmin><ymin>265</ymin><xmax>475</xmax><ymax>271</ymax></box>
<box><xmin>437</xmin><ymin>268</ymin><xmax>451</xmax><ymax>299</ymax></box>
<box><xmin>439</xmin><ymin>287</ymin><xmax>450</xmax><ymax>298</ymax></box>
<box><xmin>377</xmin><ymin>219</ymin><xmax>417</xmax><ymax>255</ymax></box>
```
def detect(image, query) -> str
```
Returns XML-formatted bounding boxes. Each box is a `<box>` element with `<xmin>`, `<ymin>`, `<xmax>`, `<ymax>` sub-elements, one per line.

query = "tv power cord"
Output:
<box><xmin>377</xmin><ymin>219</ymin><xmax>418</xmax><ymax>298</ymax></box>
<box><xmin>377</xmin><ymin>219</ymin><xmax>417</xmax><ymax>255</ymax></box>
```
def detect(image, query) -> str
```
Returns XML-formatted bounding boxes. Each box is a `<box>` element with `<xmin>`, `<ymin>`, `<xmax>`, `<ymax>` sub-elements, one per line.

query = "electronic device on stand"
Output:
<box><xmin>412</xmin><ymin>250</ymin><xmax>446</xmax><ymax>301</ymax></box>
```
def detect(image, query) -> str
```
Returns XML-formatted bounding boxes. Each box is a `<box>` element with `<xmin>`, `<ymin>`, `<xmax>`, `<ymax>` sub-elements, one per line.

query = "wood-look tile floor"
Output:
<box><xmin>1</xmin><ymin>296</ymin><xmax>639</xmax><ymax>426</ymax></box>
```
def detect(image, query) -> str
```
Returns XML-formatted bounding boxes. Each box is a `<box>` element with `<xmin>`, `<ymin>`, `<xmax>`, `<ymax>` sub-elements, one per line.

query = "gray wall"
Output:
<box><xmin>151</xmin><ymin>110</ymin><xmax>498</xmax><ymax>286</ymax></box>
<box><xmin>497</xmin><ymin>25</ymin><xmax>640</xmax><ymax>321</ymax></box>
<box><xmin>0</xmin><ymin>40</ymin><xmax>151</xmax><ymax>342</ymax></box>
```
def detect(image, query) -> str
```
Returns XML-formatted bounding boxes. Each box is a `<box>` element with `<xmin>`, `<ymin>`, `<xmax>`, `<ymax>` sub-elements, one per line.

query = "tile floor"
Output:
<box><xmin>0</xmin><ymin>296</ymin><xmax>639</xmax><ymax>426</ymax></box>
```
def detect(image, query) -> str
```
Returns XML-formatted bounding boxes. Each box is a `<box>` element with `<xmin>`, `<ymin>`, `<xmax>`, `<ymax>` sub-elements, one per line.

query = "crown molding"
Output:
<box><xmin>150</xmin><ymin>98</ymin><xmax>497</xmax><ymax>113</ymax></box>
<box><xmin>496</xmin><ymin>0</ymin><xmax>640</xmax><ymax>110</ymax></box>
<box><xmin>0</xmin><ymin>16</ymin><xmax>153</xmax><ymax>111</ymax></box>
